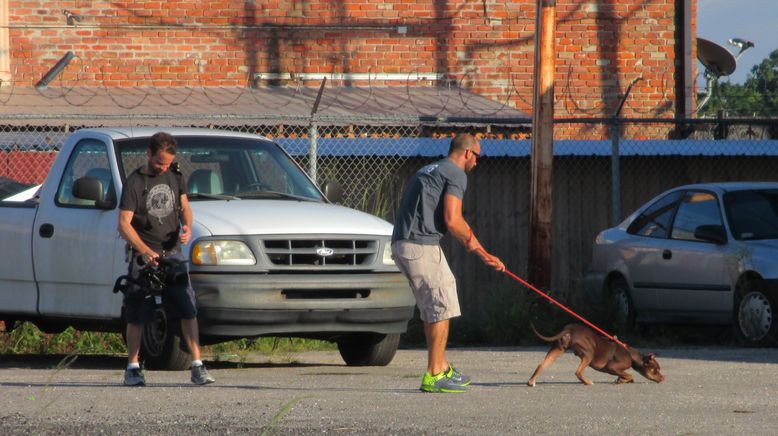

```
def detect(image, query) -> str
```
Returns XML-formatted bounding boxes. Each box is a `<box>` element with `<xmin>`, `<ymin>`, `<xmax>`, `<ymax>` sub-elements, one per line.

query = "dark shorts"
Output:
<box><xmin>123</xmin><ymin>252</ymin><xmax>197</xmax><ymax>324</ymax></box>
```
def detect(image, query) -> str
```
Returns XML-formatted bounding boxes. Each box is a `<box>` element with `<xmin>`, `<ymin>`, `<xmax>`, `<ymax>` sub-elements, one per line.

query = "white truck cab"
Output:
<box><xmin>0</xmin><ymin>128</ymin><xmax>414</xmax><ymax>369</ymax></box>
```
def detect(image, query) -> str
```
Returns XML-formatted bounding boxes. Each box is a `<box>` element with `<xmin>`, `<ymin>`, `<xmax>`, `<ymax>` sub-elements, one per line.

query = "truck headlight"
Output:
<box><xmin>192</xmin><ymin>240</ymin><xmax>256</xmax><ymax>266</ymax></box>
<box><xmin>382</xmin><ymin>242</ymin><xmax>395</xmax><ymax>265</ymax></box>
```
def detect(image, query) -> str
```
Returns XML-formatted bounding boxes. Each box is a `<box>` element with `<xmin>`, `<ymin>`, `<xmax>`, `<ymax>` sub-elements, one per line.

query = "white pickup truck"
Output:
<box><xmin>0</xmin><ymin>127</ymin><xmax>414</xmax><ymax>369</ymax></box>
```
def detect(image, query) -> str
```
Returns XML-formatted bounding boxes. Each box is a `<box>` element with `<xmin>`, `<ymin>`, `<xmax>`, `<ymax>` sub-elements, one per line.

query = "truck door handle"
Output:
<box><xmin>39</xmin><ymin>223</ymin><xmax>54</xmax><ymax>238</ymax></box>
<box><xmin>662</xmin><ymin>249</ymin><xmax>672</xmax><ymax>260</ymax></box>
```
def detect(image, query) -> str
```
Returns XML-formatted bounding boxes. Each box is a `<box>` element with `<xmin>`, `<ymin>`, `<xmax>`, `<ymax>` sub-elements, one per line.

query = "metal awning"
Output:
<box><xmin>0</xmin><ymin>86</ymin><xmax>529</xmax><ymax>126</ymax></box>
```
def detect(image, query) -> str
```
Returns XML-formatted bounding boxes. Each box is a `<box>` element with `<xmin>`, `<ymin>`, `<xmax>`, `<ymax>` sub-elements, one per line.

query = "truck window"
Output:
<box><xmin>56</xmin><ymin>139</ymin><xmax>115</xmax><ymax>208</ymax></box>
<box><xmin>117</xmin><ymin>136</ymin><xmax>324</xmax><ymax>201</ymax></box>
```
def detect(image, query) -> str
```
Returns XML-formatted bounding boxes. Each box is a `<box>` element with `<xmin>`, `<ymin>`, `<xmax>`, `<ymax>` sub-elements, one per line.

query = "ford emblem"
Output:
<box><xmin>316</xmin><ymin>247</ymin><xmax>334</xmax><ymax>257</ymax></box>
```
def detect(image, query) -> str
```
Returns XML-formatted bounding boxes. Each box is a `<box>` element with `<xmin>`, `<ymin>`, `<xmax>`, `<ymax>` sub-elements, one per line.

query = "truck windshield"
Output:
<box><xmin>116</xmin><ymin>136</ymin><xmax>324</xmax><ymax>202</ymax></box>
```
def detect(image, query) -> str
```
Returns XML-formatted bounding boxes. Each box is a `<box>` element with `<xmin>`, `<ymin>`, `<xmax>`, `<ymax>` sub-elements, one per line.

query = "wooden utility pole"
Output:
<box><xmin>528</xmin><ymin>0</ymin><xmax>555</xmax><ymax>288</ymax></box>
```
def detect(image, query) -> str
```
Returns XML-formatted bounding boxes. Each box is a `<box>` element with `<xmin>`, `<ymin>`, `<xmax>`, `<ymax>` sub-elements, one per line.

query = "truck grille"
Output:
<box><xmin>262</xmin><ymin>239</ymin><xmax>378</xmax><ymax>267</ymax></box>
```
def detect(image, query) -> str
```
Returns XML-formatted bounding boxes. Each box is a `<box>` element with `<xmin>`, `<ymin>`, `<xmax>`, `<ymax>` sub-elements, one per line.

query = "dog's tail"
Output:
<box><xmin>530</xmin><ymin>321</ymin><xmax>567</xmax><ymax>343</ymax></box>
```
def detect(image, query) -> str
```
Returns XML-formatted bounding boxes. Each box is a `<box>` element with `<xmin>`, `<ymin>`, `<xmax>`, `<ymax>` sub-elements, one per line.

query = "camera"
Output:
<box><xmin>113</xmin><ymin>256</ymin><xmax>188</xmax><ymax>297</ymax></box>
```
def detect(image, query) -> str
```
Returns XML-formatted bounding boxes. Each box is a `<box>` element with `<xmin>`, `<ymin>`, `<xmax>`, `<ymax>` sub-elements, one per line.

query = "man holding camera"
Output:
<box><xmin>117</xmin><ymin>132</ymin><xmax>215</xmax><ymax>386</ymax></box>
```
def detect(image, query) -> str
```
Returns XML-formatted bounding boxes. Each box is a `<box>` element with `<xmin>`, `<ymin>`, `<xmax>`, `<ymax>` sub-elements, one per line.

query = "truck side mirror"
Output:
<box><xmin>321</xmin><ymin>180</ymin><xmax>343</xmax><ymax>204</ymax></box>
<box><xmin>73</xmin><ymin>177</ymin><xmax>115</xmax><ymax>210</ymax></box>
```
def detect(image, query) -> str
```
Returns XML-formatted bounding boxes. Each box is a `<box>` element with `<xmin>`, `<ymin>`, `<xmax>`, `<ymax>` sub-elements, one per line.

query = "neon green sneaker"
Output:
<box><xmin>445</xmin><ymin>366</ymin><xmax>471</xmax><ymax>386</ymax></box>
<box><xmin>420</xmin><ymin>370</ymin><xmax>468</xmax><ymax>393</ymax></box>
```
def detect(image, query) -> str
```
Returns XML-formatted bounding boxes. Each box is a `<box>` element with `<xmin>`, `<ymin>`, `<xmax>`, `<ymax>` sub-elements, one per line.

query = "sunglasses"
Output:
<box><xmin>467</xmin><ymin>149</ymin><xmax>481</xmax><ymax>159</ymax></box>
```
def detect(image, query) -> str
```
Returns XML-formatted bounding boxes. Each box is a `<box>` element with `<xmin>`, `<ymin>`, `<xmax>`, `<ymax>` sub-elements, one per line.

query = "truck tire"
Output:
<box><xmin>140</xmin><ymin>306</ymin><xmax>191</xmax><ymax>370</ymax></box>
<box><xmin>337</xmin><ymin>333</ymin><xmax>400</xmax><ymax>366</ymax></box>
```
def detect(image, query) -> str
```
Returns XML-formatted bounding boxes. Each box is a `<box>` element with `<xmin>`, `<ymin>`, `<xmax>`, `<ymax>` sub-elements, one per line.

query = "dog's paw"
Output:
<box><xmin>527</xmin><ymin>380</ymin><xmax>536</xmax><ymax>387</ymax></box>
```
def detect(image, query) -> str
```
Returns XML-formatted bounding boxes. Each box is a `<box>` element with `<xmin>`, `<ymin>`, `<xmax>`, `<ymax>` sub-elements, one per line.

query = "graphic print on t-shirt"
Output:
<box><xmin>147</xmin><ymin>183</ymin><xmax>175</xmax><ymax>224</ymax></box>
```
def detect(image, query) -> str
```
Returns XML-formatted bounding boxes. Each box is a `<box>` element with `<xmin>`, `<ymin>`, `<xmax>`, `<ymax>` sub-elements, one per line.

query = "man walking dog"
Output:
<box><xmin>118</xmin><ymin>132</ymin><xmax>215</xmax><ymax>386</ymax></box>
<box><xmin>392</xmin><ymin>133</ymin><xmax>504</xmax><ymax>393</ymax></box>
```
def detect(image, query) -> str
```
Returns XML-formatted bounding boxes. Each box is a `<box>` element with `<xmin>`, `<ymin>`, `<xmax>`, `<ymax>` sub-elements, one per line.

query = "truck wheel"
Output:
<box><xmin>337</xmin><ymin>333</ymin><xmax>400</xmax><ymax>366</ymax></box>
<box><xmin>735</xmin><ymin>283</ymin><xmax>777</xmax><ymax>347</ymax></box>
<box><xmin>141</xmin><ymin>306</ymin><xmax>191</xmax><ymax>370</ymax></box>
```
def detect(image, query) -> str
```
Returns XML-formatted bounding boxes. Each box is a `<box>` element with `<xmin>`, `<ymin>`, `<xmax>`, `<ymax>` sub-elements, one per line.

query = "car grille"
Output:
<box><xmin>262</xmin><ymin>239</ymin><xmax>378</xmax><ymax>267</ymax></box>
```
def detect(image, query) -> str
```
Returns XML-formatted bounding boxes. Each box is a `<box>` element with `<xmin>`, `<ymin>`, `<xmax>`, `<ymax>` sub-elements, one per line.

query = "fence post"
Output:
<box><xmin>308</xmin><ymin>78</ymin><xmax>327</xmax><ymax>182</ymax></box>
<box><xmin>610</xmin><ymin>119</ymin><xmax>621</xmax><ymax>226</ymax></box>
<box><xmin>609</xmin><ymin>77</ymin><xmax>642</xmax><ymax>226</ymax></box>
<box><xmin>308</xmin><ymin>122</ymin><xmax>318</xmax><ymax>182</ymax></box>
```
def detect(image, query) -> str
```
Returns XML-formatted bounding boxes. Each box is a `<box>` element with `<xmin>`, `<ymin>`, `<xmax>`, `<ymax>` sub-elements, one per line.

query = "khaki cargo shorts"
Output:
<box><xmin>391</xmin><ymin>240</ymin><xmax>460</xmax><ymax>323</ymax></box>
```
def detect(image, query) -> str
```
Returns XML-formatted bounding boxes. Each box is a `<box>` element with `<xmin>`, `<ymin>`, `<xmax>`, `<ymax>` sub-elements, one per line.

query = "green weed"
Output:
<box><xmin>261</xmin><ymin>396</ymin><xmax>312</xmax><ymax>436</ymax></box>
<box><xmin>0</xmin><ymin>322</ymin><xmax>335</xmax><ymax>357</ymax></box>
<box><xmin>0</xmin><ymin>322</ymin><xmax>125</xmax><ymax>355</ymax></box>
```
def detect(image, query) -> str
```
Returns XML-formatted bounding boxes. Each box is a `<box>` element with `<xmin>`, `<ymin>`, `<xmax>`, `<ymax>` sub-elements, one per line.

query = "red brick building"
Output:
<box><xmin>0</xmin><ymin>1</ymin><xmax>697</xmax><ymax>139</ymax></box>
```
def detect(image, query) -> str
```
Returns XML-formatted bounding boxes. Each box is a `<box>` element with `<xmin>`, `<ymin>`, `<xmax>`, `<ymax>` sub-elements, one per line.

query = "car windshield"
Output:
<box><xmin>724</xmin><ymin>189</ymin><xmax>778</xmax><ymax>240</ymax></box>
<box><xmin>116</xmin><ymin>135</ymin><xmax>324</xmax><ymax>202</ymax></box>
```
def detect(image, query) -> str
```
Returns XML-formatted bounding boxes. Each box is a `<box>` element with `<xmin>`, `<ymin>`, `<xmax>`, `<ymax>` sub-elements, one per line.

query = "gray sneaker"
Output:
<box><xmin>124</xmin><ymin>367</ymin><xmax>146</xmax><ymax>386</ymax></box>
<box><xmin>420</xmin><ymin>371</ymin><xmax>467</xmax><ymax>393</ymax></box>
<box><xmin>446</xmin><ymin>366</ymin><xmax>471</xmax><ymax>386</ymax></box>
<box><xmin>191</xmin><ymin>364</ymin><xmax>215</xmax><ymax>385</ymax></box>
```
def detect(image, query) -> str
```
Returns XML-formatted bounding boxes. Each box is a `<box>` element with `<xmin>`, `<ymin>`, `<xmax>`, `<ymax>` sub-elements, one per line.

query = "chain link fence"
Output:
<box><xmin>2</xmin><ymin>116</ymin><xmax>777</xmax><ymax>341</ymax></box>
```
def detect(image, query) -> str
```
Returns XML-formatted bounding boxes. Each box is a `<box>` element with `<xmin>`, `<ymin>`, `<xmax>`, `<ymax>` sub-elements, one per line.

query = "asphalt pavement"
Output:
<box><xmin>1</xmin><ymin>346</ymin><xmax>777</xmax><ymax>434</ymax></box>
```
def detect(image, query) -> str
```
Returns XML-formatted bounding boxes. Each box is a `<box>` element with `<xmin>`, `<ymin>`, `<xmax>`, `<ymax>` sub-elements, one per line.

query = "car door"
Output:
<box><xmin>621</xmin><ymin>190</ymin><xmax>684</xmax><ymax>312</ymax></box>
<box><xmin>652</xmin><ymin>190</ymin><xmax>731</xmax><ymax>320</ymax></box>
<box><xmin>32</xmin><ymin>138</ymin><xmax>127</xmax><ymax>319</ymax></box>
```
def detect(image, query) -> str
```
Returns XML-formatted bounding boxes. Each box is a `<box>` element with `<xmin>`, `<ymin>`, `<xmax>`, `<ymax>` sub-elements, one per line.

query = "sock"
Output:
<box><xmin>127</xmin><ymin>362</ymin><xmax>140</xmax><ymax>370</ymax></box>
<box><xmin>192</xmin><ymin>360</ymin><xmax>203</xmax><ymax>368</ymax></box>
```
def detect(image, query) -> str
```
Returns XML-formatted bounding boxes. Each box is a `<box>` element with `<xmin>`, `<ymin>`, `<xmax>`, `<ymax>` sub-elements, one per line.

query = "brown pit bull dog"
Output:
<box><xmin>527</xmin><ymin>323</ymin><xmax>665</xmax><ymax>387</ymax></box>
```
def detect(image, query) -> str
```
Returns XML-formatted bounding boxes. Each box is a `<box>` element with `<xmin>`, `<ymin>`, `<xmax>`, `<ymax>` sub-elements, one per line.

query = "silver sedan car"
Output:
<box><xmin>584</xmin><ymin>182</ymin><xmax>778</xmax><ymax>346</ymax></box>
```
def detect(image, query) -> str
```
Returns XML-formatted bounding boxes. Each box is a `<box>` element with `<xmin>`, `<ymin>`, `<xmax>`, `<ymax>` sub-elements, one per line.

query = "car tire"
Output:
<box><xmin>337</xmin><ymin>333</ymin><xmax>400</xmax><ymax>366</ymax></box>
<box><xmin>734</xmin><ymin>283</ymin><xmax>778</xmax><ymax>347</ymax></box>
<box><xmin>140</xmin><ymin>306</ymin><xmax>191</xmax><ymax>370</ymax></box>
<box><xmin>608</xmin><ymin>276</ymin><xmax>636</xmax><ymax>335</ymax></box>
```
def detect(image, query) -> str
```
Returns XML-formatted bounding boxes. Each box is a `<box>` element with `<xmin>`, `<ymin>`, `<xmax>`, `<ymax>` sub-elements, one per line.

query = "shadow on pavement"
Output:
<box><xmin>0</xmin><ymin>354</ymin><xmax>342</xmax><ymax>370</ymax></box>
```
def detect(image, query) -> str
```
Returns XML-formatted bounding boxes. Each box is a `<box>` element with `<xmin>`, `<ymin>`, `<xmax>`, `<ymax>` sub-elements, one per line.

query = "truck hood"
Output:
<box><xmin>190</xmin><ymin>199</ymin><xmax>393</xmax><ymax>236</ymax></box>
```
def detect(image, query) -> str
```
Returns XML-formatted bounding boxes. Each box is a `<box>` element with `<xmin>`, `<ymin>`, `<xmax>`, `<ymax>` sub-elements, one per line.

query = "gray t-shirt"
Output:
<box><xmin>392</xmin><ymin>159</ymin><xmax>467</xmax><ymax>245</ymax></box>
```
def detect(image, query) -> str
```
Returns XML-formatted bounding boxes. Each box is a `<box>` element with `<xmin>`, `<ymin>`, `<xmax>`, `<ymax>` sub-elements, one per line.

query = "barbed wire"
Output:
<box><xmin>5</xmin><ymin>48</ymin><xmax>776</xmax><ymax>119</ymax></box>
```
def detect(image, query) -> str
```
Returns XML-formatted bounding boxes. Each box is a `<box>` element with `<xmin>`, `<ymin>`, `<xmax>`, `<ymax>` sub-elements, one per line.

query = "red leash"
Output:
<box><xmin>500</xmin><ymin>268</ymin><xmax>629</xmax><ymax>350</ymax></box>
<box><xmin>469</xmin><ymin>236</ymin><xmax>628</xmax><ymax>349</ymax></box>
<box><xmin>466</xmin><ymin>229</ymin><xmax>629</xmax><ymax>350</ymax></box>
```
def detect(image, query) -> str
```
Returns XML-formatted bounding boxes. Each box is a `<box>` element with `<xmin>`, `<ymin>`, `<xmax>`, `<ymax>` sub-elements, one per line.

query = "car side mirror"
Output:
<box><xmin>321</xmin><ymin>180</ymin><xmax>343</xmax><ymax>204</ymax></box>
<box><xmin>73</xmin><ymin>177</ymin><xmax>115</xmax><ymax>210</ymax></box>
<box><xmin>694</xmin><ymin>224</ymin><xmax>727</xmax><ymax>245</ymax></box>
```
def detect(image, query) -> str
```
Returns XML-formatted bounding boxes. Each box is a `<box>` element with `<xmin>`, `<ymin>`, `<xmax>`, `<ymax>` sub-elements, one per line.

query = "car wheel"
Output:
<box><xmin>735</xmin><ymin>286</ymin><xmax>777</xmax><ymax>347</ymax></box>
<box><xmin>608</xmin><ymin>277</ymin><xmax>636</xmax><ymax>335</ymax></box>
<box><xmin>140</xmin><ymin>306</ymin><xmax>191</xmax><ymax>370</ymax></box>
<box><xmin>337</xmin><ymin>333</ymin><xmax>400</xmax><ymax>366</ymax></box>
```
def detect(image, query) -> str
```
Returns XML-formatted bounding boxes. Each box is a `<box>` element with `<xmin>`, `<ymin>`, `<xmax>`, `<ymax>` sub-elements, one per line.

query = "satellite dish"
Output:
<box><xmin>697</xmin><ymin>37</ymin><xmax>736</xmax><ymax>77</ymax></box>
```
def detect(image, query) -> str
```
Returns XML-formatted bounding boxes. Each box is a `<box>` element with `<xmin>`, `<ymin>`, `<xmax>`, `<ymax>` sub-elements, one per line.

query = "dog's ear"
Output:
<box><xmin>644</xmin><ymin>353</ymin><xmax>657</xmax><ymax>364</ymax></box>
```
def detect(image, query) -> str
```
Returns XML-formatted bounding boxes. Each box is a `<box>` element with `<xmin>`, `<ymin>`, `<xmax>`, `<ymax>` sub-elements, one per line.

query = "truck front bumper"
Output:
<box><xmin>189</xmin><ymin>272</ymin><xmax>415</xmax><ymax>338</ymax></box>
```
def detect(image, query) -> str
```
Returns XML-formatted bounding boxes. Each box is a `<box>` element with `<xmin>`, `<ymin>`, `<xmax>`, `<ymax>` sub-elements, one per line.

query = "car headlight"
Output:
<box><xmin>382</xmin><ymin>242</ymin><xmax>395</xmax><ymax>265</ymax></box>
<box><xmin>192</xmin><ymin>240</ymin><xmax>256</xmax><ymax>266</ymax></box>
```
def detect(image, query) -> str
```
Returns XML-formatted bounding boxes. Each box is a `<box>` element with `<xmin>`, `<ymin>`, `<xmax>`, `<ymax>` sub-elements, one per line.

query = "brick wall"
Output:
<box><xmin>7</xmin><ymin>1</ymin><xmax>692</xmax><ymax>138</ymax></box>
